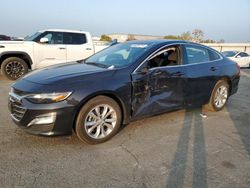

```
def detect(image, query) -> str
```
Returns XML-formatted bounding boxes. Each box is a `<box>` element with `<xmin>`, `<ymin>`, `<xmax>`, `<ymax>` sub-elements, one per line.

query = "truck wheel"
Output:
<box><xmin>1</xmin><ymin>57</ymin><xmax>28</xmax><ymax>80</ymax></box>
<box><xmin>204</xmin><ymin>80</ymin><xmax>229</xmax><ymax>111</ymax></box>
<box><xmin>75</xmin><ymin>96</ymin><xmax>122</xmax><ymax>144</ymax></box>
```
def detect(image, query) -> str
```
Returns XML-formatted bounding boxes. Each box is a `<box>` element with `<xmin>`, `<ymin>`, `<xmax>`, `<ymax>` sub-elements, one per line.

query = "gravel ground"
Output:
<box><xmin>0</xmin><ymin>70</ymin><xmax>250</xmax><ymax>188</ymax></box>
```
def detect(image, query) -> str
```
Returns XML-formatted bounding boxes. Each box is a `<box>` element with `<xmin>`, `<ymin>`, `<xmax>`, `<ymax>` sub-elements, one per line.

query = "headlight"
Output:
<box><xmin>10</xmin><ymin>87</ymin><xmax>14</xmax><ymax>93</ymax></box>
<box><xmin>26</xmin><ymin>92</ymin><xmax>72</xmax><ymax>104</ymax></box>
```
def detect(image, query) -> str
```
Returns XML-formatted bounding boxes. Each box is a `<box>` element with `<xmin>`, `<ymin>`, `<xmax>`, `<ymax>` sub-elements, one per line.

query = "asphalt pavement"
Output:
<box><xmin>0</xmin><ymin>70</ymin><xmax>250</xmax><ymax>188</ymax></box>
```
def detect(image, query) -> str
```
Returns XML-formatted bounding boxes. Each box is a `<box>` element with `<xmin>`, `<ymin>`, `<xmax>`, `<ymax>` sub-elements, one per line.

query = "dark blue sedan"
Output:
<box><xmin>9</xmin><ymin>40</ymin><xmax>240</xmax><ymax>144</ymax></box>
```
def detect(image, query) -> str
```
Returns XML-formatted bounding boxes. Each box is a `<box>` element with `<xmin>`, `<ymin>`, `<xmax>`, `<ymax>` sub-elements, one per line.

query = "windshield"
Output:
<box><xmin>222</xmin><ymin>51</ymin><xmax>238</xmax><ymax>57</ymax></box>
<box><xmin>24</xmin><ymin>32</ymin><xmax>42</xmax><ymax>41</ymax></box>
<box><xmin>85</xmin><ymin>43</ymin><xmax>151</xmax><ymax>68</ymax></box>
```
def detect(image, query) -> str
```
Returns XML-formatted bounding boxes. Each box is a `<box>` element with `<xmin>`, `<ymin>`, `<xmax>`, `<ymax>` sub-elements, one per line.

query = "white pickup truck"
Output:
<box><xmin>0</xmin><ymin>29</ymin><xmax>109</xmax><ymax>80</ymax></box>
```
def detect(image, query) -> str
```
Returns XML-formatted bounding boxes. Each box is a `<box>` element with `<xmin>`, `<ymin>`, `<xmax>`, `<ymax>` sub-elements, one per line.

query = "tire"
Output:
<box><xmin>204</xmin><ymin>80</ymin><xmax>229</xmax><ymax>111</ymax></box>
<box><xmin>75</xmin><ymin>96</ymin><xmax>122</xmax><ymax>144</ymax></box>
<box><xmin>1</xmin><ymin>57</ymin><xmax>28</xmax><ymax>80</ymax></box>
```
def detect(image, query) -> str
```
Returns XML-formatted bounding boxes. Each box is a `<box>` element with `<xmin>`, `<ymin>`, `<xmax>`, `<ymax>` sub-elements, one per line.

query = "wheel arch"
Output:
<box><xmin>205</xmin><ymin>76</ymin><xmax>232</xmax><ymax>105</ymax></box>
<box><xmin>0</xmin><ymin>51</ymin><xmax>33</xmax><ymax>69</ymax></box>
<box><xmin>73</xmin><ymin>91</ymin><xmax>130</xmax><ymax>130</ymax></box>
<box><xmin>220</xmin><ymin>76</ymin><xmax>232</xmax><ymax>95</ymax></box>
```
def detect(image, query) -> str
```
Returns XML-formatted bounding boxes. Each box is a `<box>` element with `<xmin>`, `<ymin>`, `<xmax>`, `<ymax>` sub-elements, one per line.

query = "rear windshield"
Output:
<box><xmin>222</xmin><ymin>51</ymin><xmax>238</xmax><ymax>57</ymax></box>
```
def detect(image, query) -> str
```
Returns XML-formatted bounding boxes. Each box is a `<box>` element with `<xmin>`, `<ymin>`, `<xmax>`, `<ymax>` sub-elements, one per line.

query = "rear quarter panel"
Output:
<box><xmin>219</xmin><ymin>58</ymin><xmax>240</xmax><ymax>96</ymax></box>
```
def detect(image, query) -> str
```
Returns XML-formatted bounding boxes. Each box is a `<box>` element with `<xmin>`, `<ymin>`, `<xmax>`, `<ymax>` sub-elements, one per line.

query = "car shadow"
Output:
<box><xmin>166</xmin><ymin>108</ymin><xmax>207</xmax><ymax>188</ymax></box>
<box><xmin>226</xmin><ymin>69</ymin><xmax>250</xmax><ymax>156</ymax></box>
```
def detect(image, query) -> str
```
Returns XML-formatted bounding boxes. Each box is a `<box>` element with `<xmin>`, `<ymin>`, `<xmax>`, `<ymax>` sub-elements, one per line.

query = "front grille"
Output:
<box><xmin>9</xmin><ymin>95</ymin><xmax>26</xmax><ymax>122</ymax></box>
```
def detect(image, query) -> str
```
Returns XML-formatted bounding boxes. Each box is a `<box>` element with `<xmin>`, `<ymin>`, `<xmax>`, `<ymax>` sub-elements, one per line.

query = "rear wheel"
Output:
<box><xmin>204</xmin><ymin>80</ymin><xmax>229</xmax><ymax>111</ymax></box>
<box><xmin>1</xmin><ymin>57</ymin><xmax>28</xmax><ymax>80</ymax></box>
<box><xmin>75</xmin><ymin>96</ymin><xmax>122</xmax><ymax>144</ymax></box>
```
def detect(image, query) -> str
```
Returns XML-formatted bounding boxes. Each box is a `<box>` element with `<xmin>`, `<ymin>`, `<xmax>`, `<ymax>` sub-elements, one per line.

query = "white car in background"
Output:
<box><xmin>222</xmin><ymin>51</ymin><xmax>250</xmax><ymax>68</ymax></box>
<box><xmin>0</xmin><ymin>29</ymin><xmax>110</xmax><ymax>80</ymax></box>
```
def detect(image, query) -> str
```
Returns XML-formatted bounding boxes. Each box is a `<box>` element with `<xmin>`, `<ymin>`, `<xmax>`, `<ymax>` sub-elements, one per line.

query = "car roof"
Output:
<box><xmin>223</xmin><ymin>50</ymin><xmax>240</xmax><ymax>53</ymax></box>
<box><xmin>124</xmin><ymin>40</ymin><xmax>208</xmax><ymax>49</ymax></box>
<box><xmin>38</xmin><ymin>29</ymin><xmax>90</xmax><ymax>34</ymax></box>
<box><xmin>125</xmin><ymin>39</ymin><xmax>191</xmax><ymax>46</ymax></box>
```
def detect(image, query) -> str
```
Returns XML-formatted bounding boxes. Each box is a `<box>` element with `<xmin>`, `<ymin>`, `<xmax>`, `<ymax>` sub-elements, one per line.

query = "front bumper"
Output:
<box><xmin>8</xmin><ymin>92</ymin><xmax>75</xmax><ymax>136</ymax></box>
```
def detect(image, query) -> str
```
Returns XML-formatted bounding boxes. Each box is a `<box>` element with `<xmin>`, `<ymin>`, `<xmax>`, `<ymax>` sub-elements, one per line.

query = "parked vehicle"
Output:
<box><xmin>222</xmin><ymin>51</ymin><xmax>250</xmax><ymax>68</ymax></box>
<box><xmin>9</xmin><ymin>40</ymin><xmax>240</xmax><ymax>144</ymax></box>
<box><xmin>0</xmin><ymin>29</ymin><xmax>109</xmax><ymax>80</ymax></box>
<box><xmin>0</xmin><ymin>34</ymin><xmax>11</xmax><ymax>41</ymax></box>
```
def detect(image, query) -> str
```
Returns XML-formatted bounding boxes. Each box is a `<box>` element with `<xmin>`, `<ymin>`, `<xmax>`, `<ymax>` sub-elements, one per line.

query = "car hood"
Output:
<box><xmin>0</xmin><ymin>41</ymin><xmax>34</xmax><ymax>50</ymax></box>
<box><xmin>0</xmin><ymin>40</ymin><xmax>28</xmax><ymax>44</ymax></box>
<box><xmin>22</xmin><ymin>62</ymin><xmax>113</xmax><ymax>85</ymax></box>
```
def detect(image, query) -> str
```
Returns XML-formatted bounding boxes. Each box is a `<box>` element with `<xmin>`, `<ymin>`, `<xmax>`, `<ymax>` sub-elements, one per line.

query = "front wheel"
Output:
<box><xmin>204</xmin><ymin>80</ymin><xmax>229</xmax><ymax>111</ymax></box>
<box><xmin>1</xmin><ymin>57</ymin><xmax>28</xmax><ymax>80</ymax></box>
<box><xmin>75</xmin><ymin>96</ymin><xmax>122</xmax><ymax>144</ymax></box>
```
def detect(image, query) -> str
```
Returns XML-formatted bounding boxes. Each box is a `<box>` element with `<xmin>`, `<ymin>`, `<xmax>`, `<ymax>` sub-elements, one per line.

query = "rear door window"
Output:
<box><xmin>63</xmin><ymin>33</ymin><xmax>87</xmax><ymax>45</ymax></box>
<box><xmin>184</xmin><ymin>45</ymin><xmax>210</xmax><ymax>64</ymax></box>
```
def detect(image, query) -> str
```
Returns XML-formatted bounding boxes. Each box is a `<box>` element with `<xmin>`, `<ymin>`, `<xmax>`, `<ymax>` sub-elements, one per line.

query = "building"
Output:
<box><xmin>107</xmin><ymin>33</ymin><xmax>163</xmax><ymax>42</ymax></box>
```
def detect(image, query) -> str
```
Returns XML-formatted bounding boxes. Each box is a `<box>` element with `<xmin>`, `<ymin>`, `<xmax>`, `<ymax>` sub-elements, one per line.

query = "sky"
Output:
<box><xmin>0</xmin><ymin>0</ymin><xmax>249</xmax><ymax>42</ymax></box>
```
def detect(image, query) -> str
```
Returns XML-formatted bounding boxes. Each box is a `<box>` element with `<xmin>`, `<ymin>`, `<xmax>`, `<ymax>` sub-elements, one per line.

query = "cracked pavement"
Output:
<box><xmin>0</xmin><ymin>70</ymin><xmax>250</xmax><ymax>188</ymax></box>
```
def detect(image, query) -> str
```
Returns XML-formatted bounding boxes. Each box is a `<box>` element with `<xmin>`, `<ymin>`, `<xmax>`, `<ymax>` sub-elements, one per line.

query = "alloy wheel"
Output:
<box><xmin>214</xmin><ymin>85</ymin><xmax>228</xmax><ymax>108</ymax></box>
<box><xmin>84</xmin><ymin>104</ymin><xmax>117</xmax><ymax>139</ymax></box>
<box><xmin>5</xmin><ymin>61</ymin><xmax>25</xmax><ymax>79</ymax></box>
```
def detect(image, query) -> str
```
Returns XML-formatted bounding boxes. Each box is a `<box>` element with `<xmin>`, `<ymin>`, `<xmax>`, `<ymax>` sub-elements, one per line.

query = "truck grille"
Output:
<box><xmin>9</xmin><ymin>94</ymin><xmax>26</xmax><ymax>122</ymax></box>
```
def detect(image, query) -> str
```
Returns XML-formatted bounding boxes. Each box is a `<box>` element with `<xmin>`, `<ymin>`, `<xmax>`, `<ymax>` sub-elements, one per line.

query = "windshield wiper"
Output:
<box><xmin>77</xmin><ymin>59</ymin><xmax>85</xmax><ymax>63</ymax></box>
<box><xmin>85</xmin><ymin>62</ymin><xmax>109</xmax><ymax>68</ymax></box>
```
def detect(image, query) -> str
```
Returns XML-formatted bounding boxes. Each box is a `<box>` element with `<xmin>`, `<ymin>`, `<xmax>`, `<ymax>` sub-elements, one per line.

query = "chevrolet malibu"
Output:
<box><xmin>9</xmin><ymin>40</ymin><xmax>240</xmax><ymax>144</ymax></box>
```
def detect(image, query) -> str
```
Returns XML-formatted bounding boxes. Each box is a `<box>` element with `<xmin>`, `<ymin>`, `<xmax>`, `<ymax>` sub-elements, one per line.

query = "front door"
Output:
<box><xmin>131</xmin><ymin>45</ymin><xmax>187</xmax><ymax>118</ymax></box>
<box><xmin>33</xmin><ymin>31</ymin><xmax>67</xmax><ymax>69</ymax></box>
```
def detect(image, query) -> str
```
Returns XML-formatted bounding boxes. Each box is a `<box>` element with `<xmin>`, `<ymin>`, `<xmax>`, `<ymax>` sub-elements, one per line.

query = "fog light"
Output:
<box><xmin>27</xmin><ymin>112</ymin><xmax>56</xmax><ymax>127</ymax></box>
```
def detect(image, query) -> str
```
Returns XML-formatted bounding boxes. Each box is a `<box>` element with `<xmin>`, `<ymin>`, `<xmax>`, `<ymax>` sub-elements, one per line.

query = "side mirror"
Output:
<box><xmin>135</xmin><ymin>61</ymin><xmax>151</xmax><ymax>75</ymax></box>
<box><xmin>40</xmin><ymin>37</ymin><xmax>49</xmax><ymax>43</ymax></box>
<box><xmin>140</xmin><ymin>67</ymin><xmax>149</xmax><ymax>74</ymax></box>
<box><xmin>137</xmin><ymin>65</ymin><xmax>150</xmax><ymax>75</ymax></box>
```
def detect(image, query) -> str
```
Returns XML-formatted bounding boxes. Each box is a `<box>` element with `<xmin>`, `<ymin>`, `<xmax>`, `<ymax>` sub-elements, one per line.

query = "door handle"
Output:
<box><xmin>59</xmin><ymin>47</ymin><xmax>66</xmax><ymax>50</ymax></box>
<box><xmin>171</xmin><ymin>71</ymin><xmax>184</xmax><ymax>77</ymax></box>
<box><xmin>210</xmin><ymin>67</ymin><xmax>217</xmax><ymax>71</ymax></box>
<box><xmin>86</xmin><ymin>48</ymin><xmax>92</xmax><ymax>50</ymax></box>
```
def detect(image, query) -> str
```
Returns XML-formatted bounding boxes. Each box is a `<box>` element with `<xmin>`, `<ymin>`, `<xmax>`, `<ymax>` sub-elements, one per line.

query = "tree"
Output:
<box><xmin>181</xmin><ymin>31</ymin><xmax>192</xmax><ymax>41</ymax></box>
<box><xmin>218</xmin><ymin>39</ymin><xmax>225</xmax><ymax>43</ymax></box>
<box><xmin>164</xmin><ymin>28</ymin><xmax>220</xmax><ymax>43</ymax></box>
<box><xmin>127</xmin><ymin>34</ymin><xmax>136</xmax><ymax>41</ymax></box>
<box><xmin>164</xmin><ymin>35</ymin><xmax>181</xmax><ymax>40</ymax></box>
<box><xmin>202</xmin><ymin>39</ymin><xmax>216</xmax><ymax>43</ymax></box>
<box><xmin>164</xmin><ymin>32</ymin><xmax>192</xmax><ymax>41</ymax></box>
<box><xmin>100</xmin><ymin>35</ymin><xmax>112</xmax><ymax>42</ymax></box>
<box><xmin>192</xmin><ymin>29</ymin><xmax>204</xmax><ymax>43</ymax></box>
